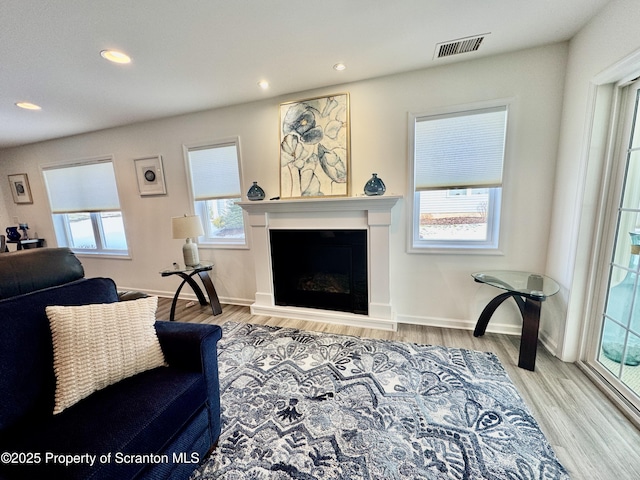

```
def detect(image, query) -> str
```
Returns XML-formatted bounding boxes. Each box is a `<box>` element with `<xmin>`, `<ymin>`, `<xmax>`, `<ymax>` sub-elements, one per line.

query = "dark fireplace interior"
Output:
<box><xmin>270</xmin><ymin>229</ymin><xmax>368</xmax><ymax>315</ymax></box>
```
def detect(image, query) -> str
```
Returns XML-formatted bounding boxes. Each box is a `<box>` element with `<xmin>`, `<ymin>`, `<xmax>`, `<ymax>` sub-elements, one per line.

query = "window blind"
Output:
<box><xmin>414</xmin><ymin>106</ymin><xmax>507</xmax><ymax>191</ymax></box>
<box><xmin>188</xmin><ymin>144</ymin><xmax>241</xmax><ymax>200</ymax></box>
<box><xmin>43</xmin><ymin>160</ymin><xmax>121</xmax><ymax>213</ymax></box>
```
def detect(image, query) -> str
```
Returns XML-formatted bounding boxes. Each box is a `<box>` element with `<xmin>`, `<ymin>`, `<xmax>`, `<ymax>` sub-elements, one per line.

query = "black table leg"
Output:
<box><xmin>518</xmin><ymin>298</ymin><xmax>541</xmax><ymax>371</ymax></box>
<box><xmin>197</xmin><ymin>270</ymin><xmax>222</xmax><ymax>315</ymax></box>
<box><xmin>474</xmin><ymin>292</ymin><xmax>525</xmax><ymax>336</ymax></box>
<box><xmin>169</xmin><ymin>271</ymin><xmax>222</xmax><ymax>321</ymax></box>
<box><xmin>474</xmin><ymin>291</ymin><xmax>540</xmax><ymax>371</ymax></box>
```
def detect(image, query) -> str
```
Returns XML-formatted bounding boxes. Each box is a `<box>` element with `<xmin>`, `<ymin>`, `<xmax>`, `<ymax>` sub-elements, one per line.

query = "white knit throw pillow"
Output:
<box><xmin>46</xmin><ymin>296</ymin><xmax>165</xmax><ymax>414</ymax></box>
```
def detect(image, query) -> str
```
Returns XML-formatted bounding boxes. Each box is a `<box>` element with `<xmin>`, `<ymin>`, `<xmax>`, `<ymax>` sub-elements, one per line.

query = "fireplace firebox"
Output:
<box><xmin>270</xmin><ymin>230</ymin><xmax>368</xmax><ymax>315</ymax></box>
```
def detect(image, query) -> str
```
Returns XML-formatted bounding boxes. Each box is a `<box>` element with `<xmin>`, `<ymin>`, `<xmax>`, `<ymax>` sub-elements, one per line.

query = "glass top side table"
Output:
<box><xmin>160</xmin><ymin>262</ymin><xmax>222</xmax><ymax>321</ymax></box>
<box><xmin>472</xmin><ymin>270</ymin><xmax>560</xmax><ymax>371</ymax></box>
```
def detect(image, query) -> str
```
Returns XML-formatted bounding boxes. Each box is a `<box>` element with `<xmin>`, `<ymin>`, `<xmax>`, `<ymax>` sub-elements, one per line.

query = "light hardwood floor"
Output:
<box><xmin>158</xmin><ymin>298</ymin><xmax>640</xmax><ymax>480</ymax></box>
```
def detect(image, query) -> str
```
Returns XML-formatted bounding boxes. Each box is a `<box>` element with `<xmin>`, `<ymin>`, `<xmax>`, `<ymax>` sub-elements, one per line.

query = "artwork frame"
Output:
<box><xmin>279</xmin><ymin>93</ymin><xmax>350</xmax><ymax>198</ymax></box>
<box><xmin>8</xmin><ymin>173</ymin><xmax>33</xmax><ymax>204</ymax></box>
<box><xmin>134</xmin><ymin>155</ymin><xmax>167</xmax><ymax>196</ymax></box>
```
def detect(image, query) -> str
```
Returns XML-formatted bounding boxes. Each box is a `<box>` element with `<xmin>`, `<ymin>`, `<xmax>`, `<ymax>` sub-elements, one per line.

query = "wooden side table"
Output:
<box><xmin>472</xmin><ymin>271</ymin><xmax>559</xmax><ymax>371</ymax></box>
<box><xmin>160</xmin><ymin>262</ymin><xmax>223</xmax><ymax>321</ymax></box>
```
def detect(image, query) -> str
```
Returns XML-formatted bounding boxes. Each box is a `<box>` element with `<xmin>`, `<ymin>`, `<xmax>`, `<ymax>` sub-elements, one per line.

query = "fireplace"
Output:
<box><xmin>270</xmin><ymin>230</ymin><xmax>368</xmax><ymax>315</ymax></box>
<box><xmin>238</xmin><ymin>195</ymin><xmax>400</xmax><ymax>330</ymax></box>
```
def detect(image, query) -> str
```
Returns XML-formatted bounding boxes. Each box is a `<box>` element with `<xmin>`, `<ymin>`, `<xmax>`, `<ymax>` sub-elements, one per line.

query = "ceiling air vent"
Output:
<box><xmin>435</xmin><ymin>34</ymin><xmax>488</xmax><ymax>59</ymax></box>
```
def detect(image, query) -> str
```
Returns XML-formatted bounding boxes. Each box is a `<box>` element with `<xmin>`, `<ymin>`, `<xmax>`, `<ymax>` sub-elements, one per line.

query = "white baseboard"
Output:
<box><xmin>538</xmin><ymin>330</ymin><xmax>558</xmax><ymax>357</ymax></box>
<box><xmin>221</xmin><ymin>297</ymin><xmax>254</xmax><ymax>306</ymax></box>
<box><xmin>396</xmin><ymin>313</ymin><xmax>522</xmax><ymax>336</ymax></box>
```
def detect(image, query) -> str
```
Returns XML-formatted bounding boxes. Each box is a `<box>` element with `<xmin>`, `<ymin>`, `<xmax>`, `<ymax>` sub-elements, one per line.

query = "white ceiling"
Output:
<box><xmin>0</xmin><ymin>0</ymin><xmax>612</xmax><ymax>149</ymax></box>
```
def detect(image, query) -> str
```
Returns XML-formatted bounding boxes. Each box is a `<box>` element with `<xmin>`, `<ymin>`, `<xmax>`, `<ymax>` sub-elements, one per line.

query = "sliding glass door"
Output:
<box><xmin>590</xmin><ymin>79</ymin><xmax>640</xmax><ymax>411</ymax></box>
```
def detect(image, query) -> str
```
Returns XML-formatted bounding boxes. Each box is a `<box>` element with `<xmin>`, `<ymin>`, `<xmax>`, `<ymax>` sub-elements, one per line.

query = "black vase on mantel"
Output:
<box><xmin>364</xmin><ymin>173</ymin><xmax>386</xmax><ymax>196</ymax></box>
<box><xmin>247</xmin><ymin>181</ymin><xmax>266</xmax><ymax>201</ymax></box>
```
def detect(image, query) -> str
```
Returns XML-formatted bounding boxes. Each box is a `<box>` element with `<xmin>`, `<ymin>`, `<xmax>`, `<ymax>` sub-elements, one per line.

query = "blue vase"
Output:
<box><xmin>364</xmin><ymin>173</ymin><xmax>386</xmax><ymax>196</ymax></box>
<box><xmin>5</xmin><ymin>227</ymin><xmax>20</xmax><ymax>241</ymax></box>
<box><xmin>602</xmin><ymin>232</ymin><xmax>640</xmax><ymax>365</ymax></box>
<box><xmin>247</xmin><ymin>181</ymin><xmax>265</xmax><ymax>201</ymax></box>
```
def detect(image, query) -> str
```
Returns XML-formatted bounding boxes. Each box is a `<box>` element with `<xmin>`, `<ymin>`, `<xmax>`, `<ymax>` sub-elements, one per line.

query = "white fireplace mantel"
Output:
<box><xmin>238</xmin><ymin>195</ymin><xmax>401</xmax><ymax>330</ymax></box>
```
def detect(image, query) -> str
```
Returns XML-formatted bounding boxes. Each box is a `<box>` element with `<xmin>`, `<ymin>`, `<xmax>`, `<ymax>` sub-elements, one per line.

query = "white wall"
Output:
<box><xmin>547</xmin><ymin>0</ymin><xmax>640</xmax><ymax>361</ymax></box>
<box><xmin>0</xmin><ymin>184</ymin><xmax>10</xmax><ymax>233</ymax></box>
<box><xmin>363</xmin><ymin>45</ymin><xmax>567</xmax><ymax>340</ymax></box>
<box><xmin>0</xmin><ymin>43</ymin><xmax>568</xmax><ymax>342</ymax></box>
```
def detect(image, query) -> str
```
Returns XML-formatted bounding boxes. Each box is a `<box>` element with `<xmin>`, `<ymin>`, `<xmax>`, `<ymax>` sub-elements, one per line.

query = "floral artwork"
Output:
<box><xmin>279</xmin><ymin>93</ymin><xmax>350</xmax><ymax>198</ymax></box>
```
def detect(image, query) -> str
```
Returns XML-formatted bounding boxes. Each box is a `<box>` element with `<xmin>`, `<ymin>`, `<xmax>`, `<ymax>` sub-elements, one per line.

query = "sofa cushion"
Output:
<box><xmin>46</xmin><ymin>296</ymin><xmax>166</xmax><ymax>414</ymax></box>
<box><xmin>1</xmin><ymin>366</ymin><xmax>207</xmax><ymax>480</ymax></box>
<box><xmin>0</xmin><ymin>277</ymin><xmax>119</xmax><ymax>432</ymax></box>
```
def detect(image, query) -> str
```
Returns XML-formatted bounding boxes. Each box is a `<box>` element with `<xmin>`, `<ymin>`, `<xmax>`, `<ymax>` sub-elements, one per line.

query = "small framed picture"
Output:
<box><xmin>8</xmin><ymin>173</ymin><xmax>33</xmax><ymax>204</ymax></box>
<box><xmin>134</xmin><ymin>156</ymin><xmax>166</xmax><ymax>196</ymax></box>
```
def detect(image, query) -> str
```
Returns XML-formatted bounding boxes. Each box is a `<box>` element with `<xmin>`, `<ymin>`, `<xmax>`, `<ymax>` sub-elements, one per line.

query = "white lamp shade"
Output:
<box><xmin>172</xmin><ymin>215</ymin><xmax>204</xmax><ymax>239</ymax></box>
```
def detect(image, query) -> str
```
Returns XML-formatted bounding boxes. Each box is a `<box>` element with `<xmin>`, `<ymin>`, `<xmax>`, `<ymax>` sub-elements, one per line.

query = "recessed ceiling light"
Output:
<box><xmin>100</xmin><ymin>50</ymin><xmax>131</xmax><ymax>64</ymax></box>
<box><xmin>15</xmin><ymin>102</ymin><xmax>41</xmax><ymax>110</ymax></box>
<box><xmin>333</xmin><ymin>63</ymin><xmax>346</xmax><ymax>71</ymax></box>
<box><xmin>258</xmin><ymin>80</ymin><xmax>269</xmax><ymax>89</ymax></box>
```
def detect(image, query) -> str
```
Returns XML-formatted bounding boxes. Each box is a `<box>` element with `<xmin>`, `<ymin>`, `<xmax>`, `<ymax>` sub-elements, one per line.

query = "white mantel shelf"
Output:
<box><xmin>237</xmin><ymin>194</ymin><xmax>402</xmax><ymax>214</ymax></box>
<box><xmin>238</xmin><ymin>194</ymin><xmax>402</xmax><ymax>331</ymax></box>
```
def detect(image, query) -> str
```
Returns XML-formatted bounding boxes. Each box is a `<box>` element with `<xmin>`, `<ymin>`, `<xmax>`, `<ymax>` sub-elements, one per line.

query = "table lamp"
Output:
<box><xmin>172</xmin><ymin>214</ymin><xmax>204</xmax><ymax>267</ymax></box>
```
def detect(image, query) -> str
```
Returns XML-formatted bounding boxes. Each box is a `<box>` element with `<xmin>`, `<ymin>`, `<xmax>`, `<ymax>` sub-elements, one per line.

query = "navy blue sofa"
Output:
<box><xmin>0</xmin><ymin>248</ymin><xmax>222</xmax><ymax>479</ymax></box>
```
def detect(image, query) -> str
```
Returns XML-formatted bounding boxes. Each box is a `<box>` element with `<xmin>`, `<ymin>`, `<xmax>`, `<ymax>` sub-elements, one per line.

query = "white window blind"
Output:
<box><xmin>43</xmin><ymin>160</ymin><xmax>121</xmax><ymax>213</ymax></box>
<box><xmin>414</xmin><ymin>106</ymin><xmax>507</xmax><ymax>191</ymax></box>
<box><xmin>188</xmin><ymin>144</ymin><xmax>241</xmax><ymax>200</ymax></box>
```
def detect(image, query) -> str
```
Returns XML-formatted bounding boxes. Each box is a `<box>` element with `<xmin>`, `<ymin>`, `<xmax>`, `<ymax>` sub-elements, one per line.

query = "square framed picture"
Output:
<box><xmin>8</xmin><ymin>173</ymin><xmax>33</xmax><ymax>204</ymax></box>
<box><xmin>134</xmin><ymin>156</ymin><xmax>166</xmax><ymax>196</ymax></box>
<box><xmin>279</xmin><ymin>93</ymin><xmax>350</xmax><ymax>198</ymax></box>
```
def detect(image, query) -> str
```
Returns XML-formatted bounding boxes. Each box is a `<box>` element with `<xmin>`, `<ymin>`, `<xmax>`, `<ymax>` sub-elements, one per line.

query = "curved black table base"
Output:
<box><xmin>169</xmin><ymin>270</ymin><xmax>223</xmax><ymax>321</ymax></box>
<box><xmin>473</xmin><ymin>291</ymin><xmax>542</xmax><ymax>371</ymax></box>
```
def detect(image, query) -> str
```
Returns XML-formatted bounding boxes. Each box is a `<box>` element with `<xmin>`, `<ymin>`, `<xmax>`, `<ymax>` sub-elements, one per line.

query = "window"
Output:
<box><xmin>42</xmin><ymin>158</ymin><xmax>129</xmax><ymax>255</ymax></box>
<box><xmin>409</xmin><ymin>103</ymin><xmax>508</xmax><ymax>252</ymax></box>
<box><xmin>184</xmin><ymin>139</ymin><xmax>246</xmax><ymax>247</ymax></box>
